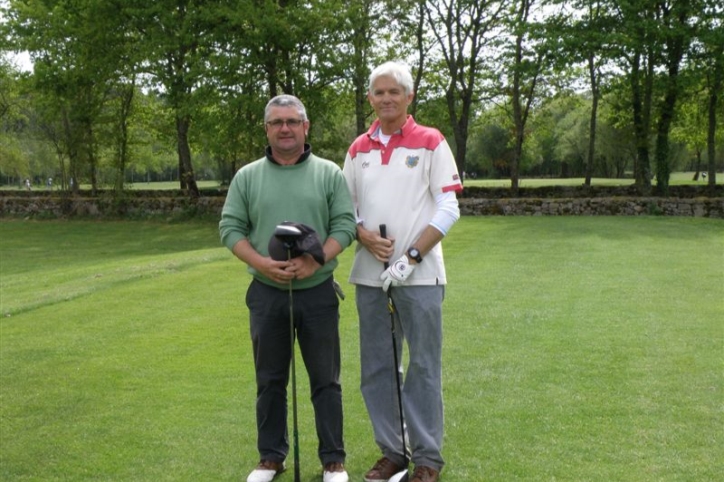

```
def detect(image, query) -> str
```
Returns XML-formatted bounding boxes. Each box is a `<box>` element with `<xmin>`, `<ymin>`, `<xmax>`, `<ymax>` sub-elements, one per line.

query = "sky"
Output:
<box><xmin>0</xmin><ymin>0</ymin><xmax>33</xmax><ymax>71</ymax></box>
<box><xmin>5</xmin><ymin>51</ymin><xmax>33</xmax><ymax>72</ymax></box>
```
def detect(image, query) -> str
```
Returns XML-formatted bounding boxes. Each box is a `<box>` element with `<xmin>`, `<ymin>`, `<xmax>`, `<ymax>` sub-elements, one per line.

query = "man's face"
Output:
<box><xmin>367</xmin><ymin>75</ymin><xmax>414</xmax><ymax>126</ymax></box>
<box><xmin>265</xmin><ymin>106</ymin><xmax>308</xmax><ymax>156</ymax></box>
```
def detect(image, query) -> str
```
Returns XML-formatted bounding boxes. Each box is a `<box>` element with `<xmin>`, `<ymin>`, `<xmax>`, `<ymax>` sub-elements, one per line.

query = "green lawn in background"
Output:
<box><xmin>1</xmin><ymin>217</ymin><xmax>722</xmax><ymax>481</ymax></box>
<box><xmin>1</xmin><ymin>172</ymin><xmax>721</xmax><ymax>191</ymax></box>
<box><xmin>462</xmin><ymin>171</ymin><xmax>722</xmax><ymax>187</ymax></box>
<box><xmin>0</xmin><ymin>180</ymin><xmax>223</xmax><ymax>192</ymax></box>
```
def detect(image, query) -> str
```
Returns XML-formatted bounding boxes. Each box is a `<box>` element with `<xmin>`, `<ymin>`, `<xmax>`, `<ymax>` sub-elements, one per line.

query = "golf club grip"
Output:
<box><xmin>379</xmin><ymin>224</ymin><xmax>389</xmax><ymax>269</ymax></box>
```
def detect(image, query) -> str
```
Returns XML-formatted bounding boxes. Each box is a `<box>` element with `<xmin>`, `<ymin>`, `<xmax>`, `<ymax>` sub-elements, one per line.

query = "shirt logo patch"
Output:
<box><xmin>405</xmin><ymin>156</ymin><xmax>419</xmax><ymax>168</ymax></box>
<box><xmin>362</xmin><ymin>160</ymin><xmax>370</xmax><ymax>169</ymax></box>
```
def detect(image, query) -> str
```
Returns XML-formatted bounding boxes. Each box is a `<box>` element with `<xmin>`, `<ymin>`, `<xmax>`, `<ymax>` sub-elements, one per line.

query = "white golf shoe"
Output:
<box><xmin>246</xmin><ymin>460</ymin><xmax>285</xmax><ymax>482</ymax></box>
<box><xmin>323</xmin><ymin>461</ymin><xmax>349</xmax><ymax>482</ymax></box>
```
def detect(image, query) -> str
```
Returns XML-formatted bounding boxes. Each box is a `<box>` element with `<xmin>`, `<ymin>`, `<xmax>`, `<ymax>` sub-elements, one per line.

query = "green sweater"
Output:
<box><xmin>219</xmin><ymin>152</ymin><xmax>356</xmax><ymax>290</ymax></box>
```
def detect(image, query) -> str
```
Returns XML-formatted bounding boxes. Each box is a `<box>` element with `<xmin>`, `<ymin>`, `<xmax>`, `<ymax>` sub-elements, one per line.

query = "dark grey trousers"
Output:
<box><xmin>245</xmin><ymin>277</ymin><xmax>345</xmax><ymax>466</ymax></box>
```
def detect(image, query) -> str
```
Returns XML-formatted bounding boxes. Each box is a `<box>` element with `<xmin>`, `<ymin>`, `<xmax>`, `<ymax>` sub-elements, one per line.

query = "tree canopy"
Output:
<box><xmin>1</xmin><ymin>0</ymin><xmax>721</xmax><ymax>194</ymax></box>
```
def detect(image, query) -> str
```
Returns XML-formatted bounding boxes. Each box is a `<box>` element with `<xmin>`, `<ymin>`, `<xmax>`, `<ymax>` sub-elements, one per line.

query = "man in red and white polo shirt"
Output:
<box><xmin>343</xmin><ymin>61</ymin><xmax>462</xmax><ymax>482</ymax></box>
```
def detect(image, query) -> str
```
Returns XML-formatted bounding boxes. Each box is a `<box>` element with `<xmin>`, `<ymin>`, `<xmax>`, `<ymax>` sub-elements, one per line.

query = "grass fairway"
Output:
<box><xmin>1</xmin><ymin>217</ymin><xmax>722</xmax><ymax>481</ymax></box>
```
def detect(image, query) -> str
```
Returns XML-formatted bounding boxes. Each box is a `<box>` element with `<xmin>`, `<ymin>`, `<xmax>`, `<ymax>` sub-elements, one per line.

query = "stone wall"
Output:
<box><xmin>0</xmin><ymin>194</ymin><xmax>225</xmax><ymax>219</ymax></box>
<box><xmin>1</xmin><ymin>188</ymin><xmax>723</xmax><ymax>219</ymax></box>
<box><xmin>459</xmin><ymin>197</ymin><xmax>724</xmax><ymax>217</ymax></box>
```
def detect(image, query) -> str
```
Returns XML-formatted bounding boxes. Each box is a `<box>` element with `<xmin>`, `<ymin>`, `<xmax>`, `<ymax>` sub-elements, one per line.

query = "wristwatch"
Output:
<box><xmin>407</xmin><ymin>247</ymin><xmax>423</xmax><ymax>264</ymax></box>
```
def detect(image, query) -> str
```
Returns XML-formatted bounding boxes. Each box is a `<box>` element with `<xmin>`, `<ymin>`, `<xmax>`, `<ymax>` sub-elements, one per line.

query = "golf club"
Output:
<box><xmin>273</xmin><ymin>223</ymin><xmax>303</xmax><ymax>482</ymax></box>
<box><xmin>379</xmin><ymin>224</ymin><xmax>410</xmax><ymax>482</ymax></box>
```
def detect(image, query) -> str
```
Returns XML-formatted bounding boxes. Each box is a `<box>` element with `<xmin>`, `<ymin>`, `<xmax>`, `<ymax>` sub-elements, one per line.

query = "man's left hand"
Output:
<box><xmin>380</xmin><ymin>255</ymin><xmax>415</xmax><ymax>291</ymax></box>
<box><xmin>286</xmin><ymin>253</ymin><xmax>320</xmax><ymax>280</ymax></box>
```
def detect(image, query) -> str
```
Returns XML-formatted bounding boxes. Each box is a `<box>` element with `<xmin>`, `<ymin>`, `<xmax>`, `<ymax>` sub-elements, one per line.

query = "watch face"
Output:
<box><xmin>408</xmin><ymin>248</ymin><xmax>422</xmax><ymax>262</ymax></box>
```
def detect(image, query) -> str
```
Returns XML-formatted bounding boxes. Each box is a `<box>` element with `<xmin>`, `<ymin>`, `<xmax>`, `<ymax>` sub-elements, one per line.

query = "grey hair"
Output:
<box><xmin>368</xmin><ymin>61</ymin><xmax>414</xmax><ymax>96</ymax></box>
<box><xmin>264</xmin><ymin>94</ymin><xmax>308</xmax><ymax>122</ymax></box>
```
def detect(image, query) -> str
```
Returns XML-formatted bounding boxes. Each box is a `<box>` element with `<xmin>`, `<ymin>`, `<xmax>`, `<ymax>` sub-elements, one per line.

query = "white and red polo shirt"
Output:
<box><xmin>343</xmin><ymin>115</ymin><xmax>462</xmax><ymax>287</ymax></box>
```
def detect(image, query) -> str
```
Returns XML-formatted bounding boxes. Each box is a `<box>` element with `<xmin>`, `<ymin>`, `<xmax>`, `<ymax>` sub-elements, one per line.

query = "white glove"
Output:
<box><xmin>380</xmin><ymin>255</ymin><xmax>416</xmax><ymax>292</ymax></box>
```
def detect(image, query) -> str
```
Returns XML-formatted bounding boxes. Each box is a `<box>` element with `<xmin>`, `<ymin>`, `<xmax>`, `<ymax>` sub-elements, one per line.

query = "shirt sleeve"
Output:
<box><xmin>327</xmin><ymin>163</ymin><xmax>358</xmax><ymax>250</ymax></box>
<box><xmin>430</xmin><ymin>139</ymin><xmax>463</xmax><ymax>195</ymax></box>
<box><xmin>219</xmin><ymin>170</ymin><xmax>251</xmax><ymax>251</ymax></box>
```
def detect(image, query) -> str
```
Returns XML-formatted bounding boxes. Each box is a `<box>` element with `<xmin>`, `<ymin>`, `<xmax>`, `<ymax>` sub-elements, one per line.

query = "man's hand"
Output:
<box><xmin>380</xmin><ymin>255</ymin><xmax>415</xmax><ymax>291</ymax></box>
<box><xmin>285</xmin><ymin>253</ymin><xmax>320</xmax><ymax>280</ymax></box>
<box><xmin>357</xmin><ymin>224</ymin><xmax>395</xmax><ymax>264</ymax></box>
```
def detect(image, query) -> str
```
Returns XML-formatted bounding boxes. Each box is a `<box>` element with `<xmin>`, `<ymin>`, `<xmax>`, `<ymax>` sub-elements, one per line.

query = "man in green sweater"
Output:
<box><xmin>219</xmin><ymin>95</ymin><xmax>356</xmax><ymax>482</ymax></box>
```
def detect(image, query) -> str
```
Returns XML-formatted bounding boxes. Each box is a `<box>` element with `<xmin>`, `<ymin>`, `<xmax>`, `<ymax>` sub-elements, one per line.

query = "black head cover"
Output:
<box><xmin>268</xmin><ymin>221</ymin><xmax>325</xmax><ymax>266</ymax></box>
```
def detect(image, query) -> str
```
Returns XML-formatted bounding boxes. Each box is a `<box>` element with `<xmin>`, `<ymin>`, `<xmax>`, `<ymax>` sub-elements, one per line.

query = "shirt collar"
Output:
<box><xmin>265</xmin><ymin>143</ymin><xmax>312</xmax><ymax>165</ymax></box>
<box><xmin>367</xmin><ymin>115</ymin><xmax>416</xmax><ymax>141</ymax></box>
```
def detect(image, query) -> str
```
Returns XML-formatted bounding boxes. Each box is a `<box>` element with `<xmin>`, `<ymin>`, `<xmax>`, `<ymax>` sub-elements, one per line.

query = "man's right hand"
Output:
<box><xmin>357</xmin><ymin>224</ymin><xmax>394</xmax><ymax>264</ymax></box>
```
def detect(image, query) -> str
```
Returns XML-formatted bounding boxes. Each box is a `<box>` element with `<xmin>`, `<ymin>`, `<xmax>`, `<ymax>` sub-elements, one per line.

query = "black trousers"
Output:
<box><xmin>246</xmin><ymin>277</ymin><xmax>345</xmax><ymax>465</ymax></box>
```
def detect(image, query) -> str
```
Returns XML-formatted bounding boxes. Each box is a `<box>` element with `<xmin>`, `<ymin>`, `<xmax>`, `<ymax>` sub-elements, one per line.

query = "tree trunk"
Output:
<box><xmin>654</xmin><ymin>83</ymin><xmax>677</xmax><ymax>197</ymax></box>
<box><xmin>115</xmin><ymin>82</ymin><xmax>135</xmax><ymax>192</ymax></box>
<box><xmin>176</xmin><ymin>114</ymin><xmax>199</xmax><ymax>198</ymax></box>
<box><xmin>707</xmin><ymin>47</ymin><xmax>722</xmax><ymax>186</ymax></box>
<box><xmin>88</xmin><ymin>129</ymin><xmax>98</xmax><ymax>196</ymax></box>
<box><xmin>692</xmin><ymin>150</ymin><xmax>701</xmax><ymax>181</ymax></box>
<box><xmin>410</xmin><ymin>0</ymin><xmax>426</xmax><ymax>119</ymax></box>
<box><xmin>585</xmin><ymin>53</ymin><xmax>598</xmax><ymax>187</ymax></box>
<box><xmin>630</xmin><ymin>51</ymin><xmax>652</xmax><ymax>192</ymax></box>
<box><xmin>62</xmin><ymin>108</ymin><xmax>80</xmax><ymax>194</ymax></box>
<box><xmin>445</xmin><ymin>84</ymin><xmax>470</xmax><ymax>184</ymax></box>
<box><xmin>654</xmin><ymin>6</ymin><xmax>689</xmax><ymax>197</ymax></box>
<box><xmin>507</xmin><ymin>0</ymin><xmax>542</xmax><ymax>195</ymax></box>
<box><xmin>510</xmin><ymin>12</ymin><xmax>525</xmax><ymax>195</ymax></box>
<box><xmin>354</xmin><ymin>83</ymin><xmax>367</xmax><ymax>135</ymax></box>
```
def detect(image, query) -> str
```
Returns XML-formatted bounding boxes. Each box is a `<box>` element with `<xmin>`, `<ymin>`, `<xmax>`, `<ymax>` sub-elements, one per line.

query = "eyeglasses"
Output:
<box><xmin>266</xmin><ymin>118</ymin><xmax>305</xmax><ymax>129</ymax></box>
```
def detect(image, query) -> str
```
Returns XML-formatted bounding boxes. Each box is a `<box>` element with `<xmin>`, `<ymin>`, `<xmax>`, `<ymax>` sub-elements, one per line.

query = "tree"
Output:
<box><xmin>211</xmin><ymin>0</ymin><xmax>353</xmax><ymax>170</ymax></box>
<box><xmin>504</xmin><ymin>0</ymin><xmax>549</xmax><ymax>193</ymax></box>
<box><xmin>697</xmin><ymin>0</ymin><xmax>723</xmax><ymax>186</ymax></box>
<box><xmin>559</xmin><ymin>0</ymin><xmax>616</xmax><ymax>186</ymax></box>
<box><xmin>705</xmin><ymin>44</ymin><xmax>723</xmax><ymax>186</ymax></box>
<box><xmin>469</xmin><ymin>106</ymin><xmax>516</xmax><ymax>177</ymax></box>
<box><xmin>535</xmin><ymin>94</ymin><xmax>589</xmax><ymax>177</ymax></box>
<box><xmin>651</xmin><ymin>0</ymin><xmax>699</xmax><ymax>195</ymax></box>
<box><xmin>123</xmin><ymin>0</ymin><xmax>236</xmax><ymax>197</ymax></box>
<box><xmin>671</xmin><ymin>81</ymin><xmax>709</xmax><ymax>179</ymax></box>
<box><xmin>342</xmin><ymin>0</ymin><xmax>385</xmax><ymax>135</ymax></box>
<box><xmin>109</xmin><ymin>80</ymin><xmax>136</xmax><ymax>191</ymax></box>
<box><xmin>609</xmin><ymin>0</ymin><xmax>701</xmax><ymax>194</ymax></box>
<box><xmin>3</xmin><ymin>0</ymin><xmax>139</xmax><ymax>193</ymax></box>
<box><xmin>1</xmin><ymin>0</ymin><xmax>720</xmax><ymax>191</ymax></box>
<box><xmin>423</xmin><ymin>0</ymin><xmax>510</xmax><ymax>181</ymax></box>
<box><xmin>0</xmin><ymin>56</ymin><xmax>28</xmax><ymax>183</ymax></box>
<box><xmin>610</xmin><ymin>0</ymin><xmax>659</xmax><ymax>190</ymax></box>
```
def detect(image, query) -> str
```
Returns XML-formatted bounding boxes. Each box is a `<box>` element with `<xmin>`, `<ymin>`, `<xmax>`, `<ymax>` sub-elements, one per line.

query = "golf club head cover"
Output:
<box><xmin>380</xmin><ymin>255</ymin><xmax>415</xmax><ymax>291</ymax></box>
<box><xmin>268</xmin><ymin>221</ymin><xmax>326</xmax><ymax>266</ymax></box>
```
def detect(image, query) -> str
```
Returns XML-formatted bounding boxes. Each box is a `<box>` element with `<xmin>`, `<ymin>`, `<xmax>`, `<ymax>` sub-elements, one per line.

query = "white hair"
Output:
<box><xmin>368</xmin><ymin>61</ymin><xmax>414</xmax><ymax>95</ymax></box>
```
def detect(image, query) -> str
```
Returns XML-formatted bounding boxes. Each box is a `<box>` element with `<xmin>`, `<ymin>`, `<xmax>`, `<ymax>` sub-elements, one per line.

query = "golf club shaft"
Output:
<box><xmin>380</xmin><ymin>224</ymin><xmax>389</xmax><ymax>270</ymax></box>
<box><xmin>288</xmin><ymin>249</ymin><xmax>301</xmax><ymax>482</ymax></box>
<box><xmin>379</xmin><ymin>224</ymin><xmax>408</xmax><ymax>468</ymax></box>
